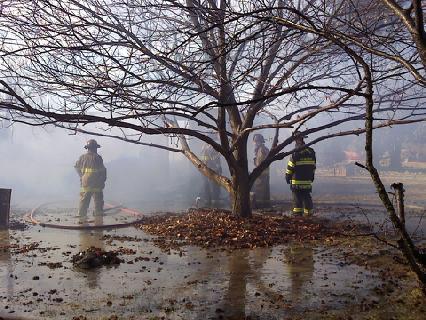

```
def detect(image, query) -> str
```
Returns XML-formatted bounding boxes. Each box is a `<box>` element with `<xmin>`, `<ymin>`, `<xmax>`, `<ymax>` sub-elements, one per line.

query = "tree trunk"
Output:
<box><xmin>231</xmin><ymin>170</ymin><xmax>252</xmax><ymax>218</ymax></box>
<box><xmin>229</xmin><ymin>136</ymin><xmax>251</xmax><ymax>218</ymax></box>
<box><xmin>229</xmin><ymin>133</ymin><xmax>252</xmax><ymax>218</ymax></box>
<box><xmin>360</xmin><ymin>54</ymin><xmax>426</xmax><ymax>290</ymax></box>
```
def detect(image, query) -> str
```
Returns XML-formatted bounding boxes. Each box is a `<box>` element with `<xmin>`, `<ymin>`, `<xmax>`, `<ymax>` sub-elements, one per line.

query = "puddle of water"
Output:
<box><xmin>0</xmin><ymin>207</ymin><xmax>388</xmax><ymax>319</ymax></box>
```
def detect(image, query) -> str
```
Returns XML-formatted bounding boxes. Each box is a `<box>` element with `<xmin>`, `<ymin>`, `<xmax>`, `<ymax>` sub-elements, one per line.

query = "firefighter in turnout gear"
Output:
<box><xmin>75</xmin><ymin>139</ymin><xmax>107</xmax><ymax>217</ymax></box>
<box><xmin>285</xmin><ymin>132</ymin><xmax>316</xmax><ymax>216</ymax></box>
<box><xmin>252</xmin><ymin>134</ymin><xmax>270</xmax><ymax>207</ymax></box>
<box><xmin>201</xmin><ymin>142</ymin><xmax>222</xmax><ymax>205</ymax></box>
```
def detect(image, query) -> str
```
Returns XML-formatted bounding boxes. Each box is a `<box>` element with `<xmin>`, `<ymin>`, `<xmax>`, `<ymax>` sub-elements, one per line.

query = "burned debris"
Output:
<box><xmin>71</xmin><ymin>247</ymin><xmax>123</xmax><ymax>269</ymax></box>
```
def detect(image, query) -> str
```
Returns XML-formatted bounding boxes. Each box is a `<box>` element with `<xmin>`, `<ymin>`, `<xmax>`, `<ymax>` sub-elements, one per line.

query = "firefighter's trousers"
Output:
<box><xmin>78</xmin><ymin>191</ymin><xmax>104</xmax><ymax>217</ymax></box>
<box><xmin>292</xmin><ymin>189</ymin><xmax>313</xmax><ymax>216</ymax></box>
<box><xmin>204</xmin><ymin>177</ymin><xmax>221</xmax><ymax>205</ymax></box>
<box><xmin>252</xmin><ymin>173</ymin><xmax>270</xmax><ymax>208</ymax></box>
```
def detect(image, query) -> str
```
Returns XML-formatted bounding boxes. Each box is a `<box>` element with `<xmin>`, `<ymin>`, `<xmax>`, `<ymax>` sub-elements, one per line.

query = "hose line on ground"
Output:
<box><xmin>24</xmin><ymin>203</ymin><xmax>145</xmax><ymax>230</ymax></box>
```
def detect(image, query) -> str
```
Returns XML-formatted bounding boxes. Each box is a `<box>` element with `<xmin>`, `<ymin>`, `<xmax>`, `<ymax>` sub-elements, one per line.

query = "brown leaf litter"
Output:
<box><xmin>135</xmin><ymin>208</ymin><xmax>368</xmax><ymax>250</ymax></box>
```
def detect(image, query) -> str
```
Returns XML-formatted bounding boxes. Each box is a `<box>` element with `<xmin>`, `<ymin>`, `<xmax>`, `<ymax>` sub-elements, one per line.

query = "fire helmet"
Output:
<box><xmin>253</xmin><ymin>134</ymin><xmax>265</xmax><ymax>143</ymax></box>
<box><xmin>84</xmin><ymin>139</ymin><xmax>101</xmax><ymax>149</ymax></box>
<box><xmin>293</xmin><ymin>131</ymin><xmax>308</xmax><ymax>141</ymax></box>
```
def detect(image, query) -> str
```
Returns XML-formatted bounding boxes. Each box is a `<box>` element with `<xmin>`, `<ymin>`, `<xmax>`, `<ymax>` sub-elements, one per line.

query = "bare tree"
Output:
<box><xmin>379</xmin><ymin>0</ymin><xmax>426</xmax><ymax>68</ymax></box>
<box><xmin>0</xmin><ymin>0</ymin><xmax>425</xmax><ymax>219</ymax></box>
<box><xmin>333</xmin><ymin>0</ymin><xmax>426</xmax><ymax>292</ymax></box>
<box><xmin>260</xmin><ymin>0</ymin><xmax>426</xmax><ymax>289</ymax></box>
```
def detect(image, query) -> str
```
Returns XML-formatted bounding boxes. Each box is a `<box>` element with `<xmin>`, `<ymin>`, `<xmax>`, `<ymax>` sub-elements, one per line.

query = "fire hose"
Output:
<box><xmin>24</xmin><ymin>202</ymin><xmax>146</xmax><ymax>230</ymax></box>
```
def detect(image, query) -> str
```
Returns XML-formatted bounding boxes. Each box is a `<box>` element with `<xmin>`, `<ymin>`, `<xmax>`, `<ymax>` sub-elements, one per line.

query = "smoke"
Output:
<box><xmin>3</xmin><ymin>120</ymin><xmax>420</xmax><ymax>211</ymax></box>
<box><xmin>0</xmin><ymin>123</ymin><xmax>205</xmax><ymax>211</ymax></box>
<box><xmin>0</xmin><ymin>123</ymin><xmax>297</xmax><ymax>210</ymax></box>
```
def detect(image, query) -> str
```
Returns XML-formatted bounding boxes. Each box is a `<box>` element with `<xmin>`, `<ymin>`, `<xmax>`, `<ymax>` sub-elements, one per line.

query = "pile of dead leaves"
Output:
<box><xmin>136</xmin><ymin>209</ymin><xmax>360</xmax><ymax>249</ymax></box>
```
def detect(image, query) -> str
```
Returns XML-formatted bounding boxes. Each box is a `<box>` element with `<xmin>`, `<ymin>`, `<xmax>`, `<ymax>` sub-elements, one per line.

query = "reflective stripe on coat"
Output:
<box><xmin>285</xmin><ymin>147</ymin><xmax>316</xmax><ymax>190</ymax></box>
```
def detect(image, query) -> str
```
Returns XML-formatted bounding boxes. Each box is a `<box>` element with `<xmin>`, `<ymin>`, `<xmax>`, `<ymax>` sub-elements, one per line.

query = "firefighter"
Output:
<box><xmin>201</xmin><ymin>141</ymin><xmax>222</xmax><ymax>205</ymax></box>
<box><xmin>252</xmin><ymin>133</ymin><xmax>270</xmax><ymax>207</ymax></box>
<box><xmin>285</xmin><ymin>132</ymin><xmax>316</xmax><ymax>216</ymax></box>
<box><xmin>75</xmin><ymin>139</ymin><xmax>107</xmax><ymax>217</ymax></box>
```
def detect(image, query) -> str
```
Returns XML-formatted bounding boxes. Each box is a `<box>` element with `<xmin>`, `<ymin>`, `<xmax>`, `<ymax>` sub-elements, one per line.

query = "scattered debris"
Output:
<box><xmin>102</xmin><ymin>234</ymin><xmax>142</xmax><ymax>242</ymax></box>
<box><xmin>9</xmin><ymin>219</ymin><xmax>29</xmax><ymax>230</ymax></box>
<box><xmin>71</xmin><ymin>247</ymin><xmax>123</xmax><ymax>269</ymax></box>
<box><xmin>10</xmin><ymin>242</ymin><xmax>61</xmax><ymax>254</ymax></box>
<box><xmin>114</xmin><ymin>247</ymin><xmax>137</xmax><ymax>255</ymax></box>
<box><xmin>38</xmin><ymin>261</ymin><xmax>63</xmax><ymax>269</ymax></box>
<box><xmin>12</xmin><ymin>242</ymin><xmax>40</xmax><ymax>254</ymax></box>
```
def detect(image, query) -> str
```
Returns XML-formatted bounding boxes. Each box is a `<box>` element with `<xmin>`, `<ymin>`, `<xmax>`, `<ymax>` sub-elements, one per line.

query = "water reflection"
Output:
<box><xmin>222</xmin><ymin>248</ymin><xmax>271</xmax><ymax>319</ymax></box>
<box><xmin>223</xmin><ymin>250</ymin><xmax>249</xmax><ymax>319</ymax></box>
<box><xmin>78</xmin><ymin>215</ymin><xmax>104</xmax><ymax>288</ymax></box>
<box><xmin>284</xmin><ymin>244</ymin><xmax>314</xmax><ymax>303</ymax></box>
<box><xmin>0</xmin><ymin>230</ymin><xmax>13</xmax><ymax>298</ymax></box>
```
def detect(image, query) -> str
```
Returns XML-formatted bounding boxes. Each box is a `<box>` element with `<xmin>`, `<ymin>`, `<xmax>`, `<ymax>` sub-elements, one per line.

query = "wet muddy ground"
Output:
<box><xmin>1</xmin><ymin>174</ymin><xmax>426</xmax><ymax>320</ymax></box>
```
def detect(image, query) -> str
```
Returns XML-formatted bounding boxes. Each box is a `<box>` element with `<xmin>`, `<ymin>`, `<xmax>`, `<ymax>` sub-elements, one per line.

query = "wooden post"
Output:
<box><xmin>0</xmin><ymin>189</ymin><xmax>11</xmax><ymax>229</ymax></box>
